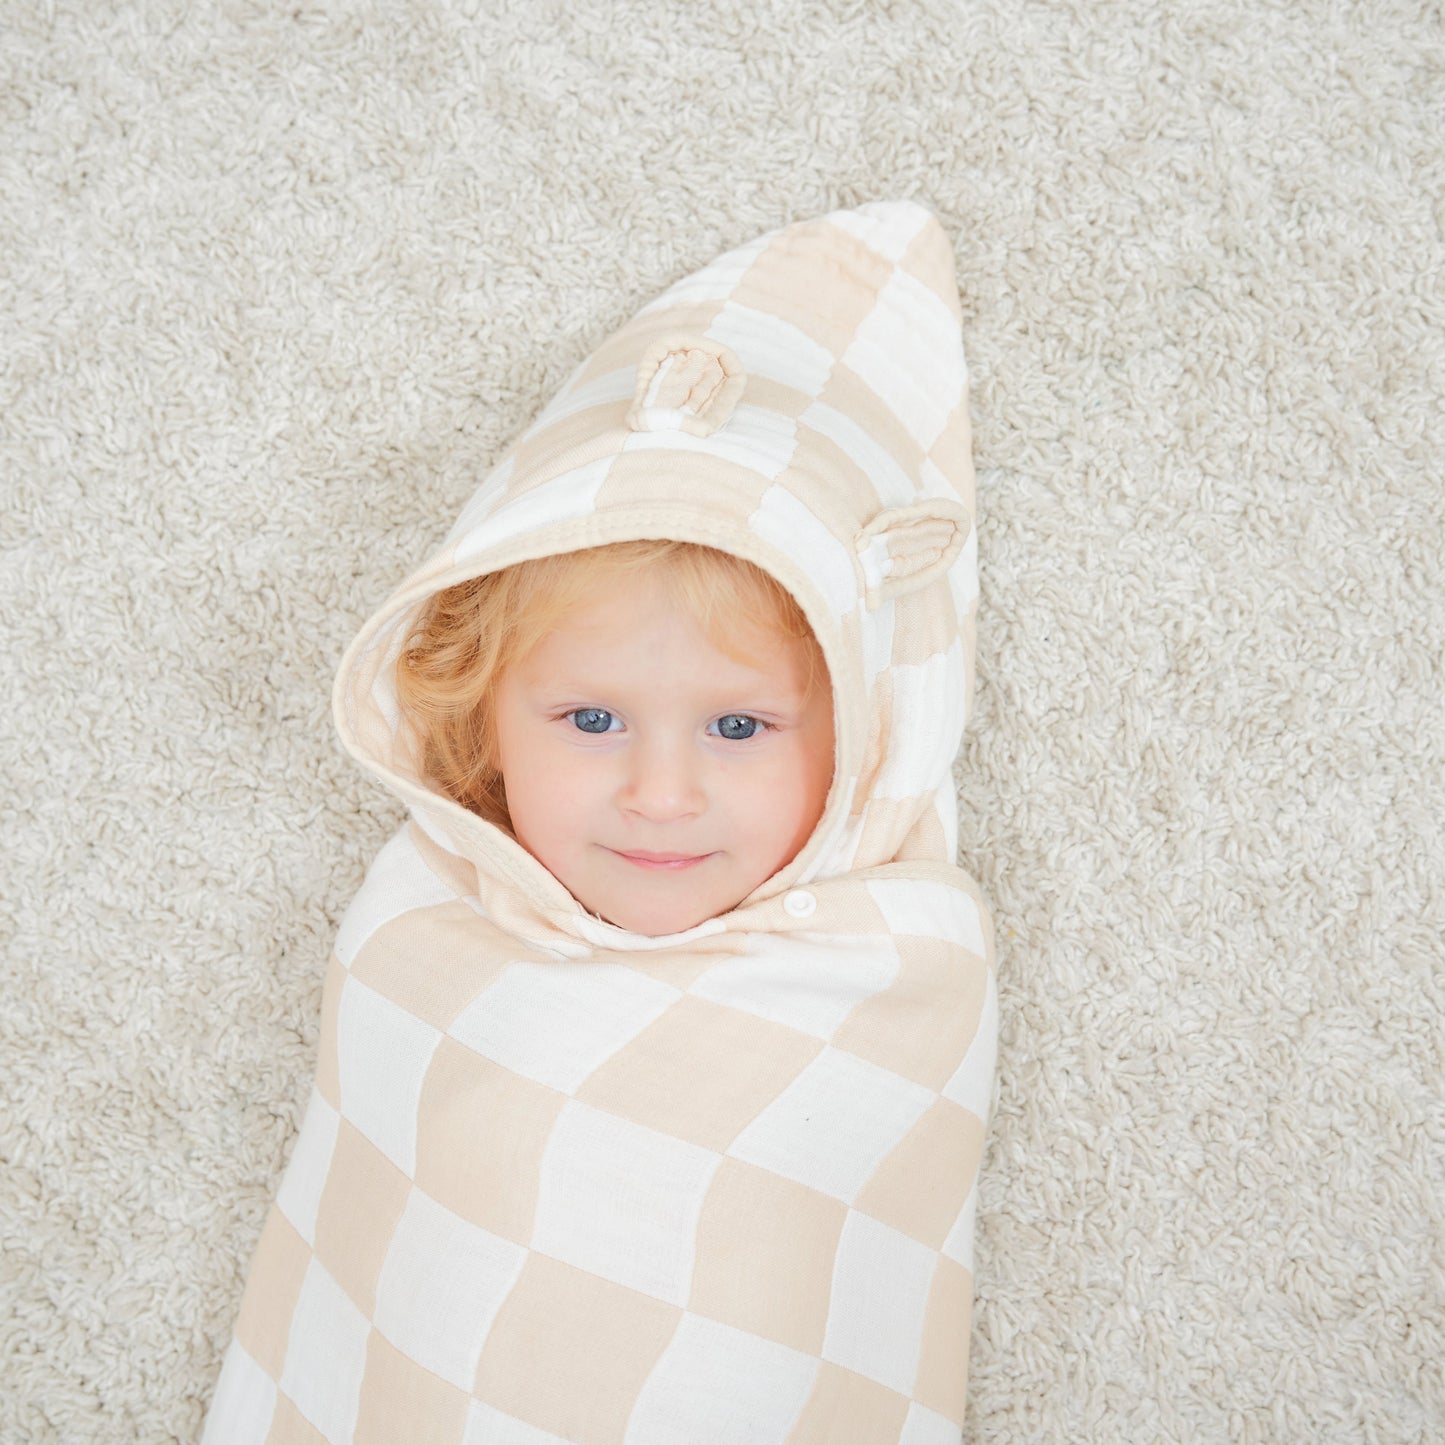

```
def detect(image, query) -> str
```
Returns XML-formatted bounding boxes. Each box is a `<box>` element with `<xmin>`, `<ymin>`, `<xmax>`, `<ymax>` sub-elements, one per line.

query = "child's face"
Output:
<box><xmin>490</xmin><ymin>569</ymin><xmax>834</xmax><ymax>936</ymax></box>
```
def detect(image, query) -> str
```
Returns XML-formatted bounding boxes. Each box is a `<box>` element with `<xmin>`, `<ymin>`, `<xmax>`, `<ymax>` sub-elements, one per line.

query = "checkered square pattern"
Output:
<box><xmin>206</xmin><ymin>843</ymin><xmax>993</xmax><ymax>1443</ymax></box>
<box><xmin>205</xmin><ymin>201</ymin><xmax>995</xmax><ymax>1443</ymax></box>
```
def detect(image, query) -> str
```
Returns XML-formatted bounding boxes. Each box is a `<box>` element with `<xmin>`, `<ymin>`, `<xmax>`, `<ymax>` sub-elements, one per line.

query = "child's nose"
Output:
<box><xmin>618</xmin><ymin>735</ymin><xmax>706</xmax><ymax>821</ymax></box>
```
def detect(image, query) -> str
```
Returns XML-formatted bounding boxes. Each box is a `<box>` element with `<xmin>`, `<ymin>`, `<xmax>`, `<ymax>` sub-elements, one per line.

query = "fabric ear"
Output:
<box><xmin>853</xmin><ymin>498</ymin><xmax>973</xmax><ymax>610</ymax></box>
<box><xmin>625</xmin><ymin>334</ymin><xmax>746</xmax><ymax>438</ymax></box>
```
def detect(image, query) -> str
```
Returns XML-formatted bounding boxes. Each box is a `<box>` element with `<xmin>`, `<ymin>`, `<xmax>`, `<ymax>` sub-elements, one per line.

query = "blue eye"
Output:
<box><xmin>568</xmin><ymin>708</ymin><xmax>617</xmax><ymax>734</ymax></box>
<box><xmin>713</xmin><ymin>714</ymin><xmax>765</xmax><ymax>741</ymax></box>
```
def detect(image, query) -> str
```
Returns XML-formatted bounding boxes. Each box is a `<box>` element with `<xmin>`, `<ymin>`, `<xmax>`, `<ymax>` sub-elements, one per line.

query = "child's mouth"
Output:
<box><xmin>609</xmin><ymin>849</ymin><xmax>714</xmax><ymax>870</ymax></box>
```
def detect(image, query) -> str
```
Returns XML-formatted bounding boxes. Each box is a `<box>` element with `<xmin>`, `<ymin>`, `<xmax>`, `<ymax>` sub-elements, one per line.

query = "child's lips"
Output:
<box><xmin>608</xmin><ymin>848</ymin><xmax>714</xmax><ymax>870</ymax></box>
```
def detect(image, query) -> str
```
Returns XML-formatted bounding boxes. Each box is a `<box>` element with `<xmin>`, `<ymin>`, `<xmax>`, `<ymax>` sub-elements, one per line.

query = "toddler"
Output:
<box><xmin>202</xmin><ymin>200</ymin><xmax>997</xmax><ymax>1445</ymax></box>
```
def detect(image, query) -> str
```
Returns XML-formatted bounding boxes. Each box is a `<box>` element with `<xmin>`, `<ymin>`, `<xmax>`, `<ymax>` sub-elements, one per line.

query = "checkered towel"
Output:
<box><xmin>203</xmin><ymin>199</ymin><xmax>997</xmax><ymax>1445</ymax></box>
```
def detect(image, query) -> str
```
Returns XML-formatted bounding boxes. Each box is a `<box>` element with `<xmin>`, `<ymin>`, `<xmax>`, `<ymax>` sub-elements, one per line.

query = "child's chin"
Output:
<box><xmin>595</xmin><ymin>897</ymin><xmax>714</xmax><ymax>937</ymax></box>
<box><xmin>613</xmin><ymin>910</ymin><xmax>705</xmax><ymax>937</ymax></box>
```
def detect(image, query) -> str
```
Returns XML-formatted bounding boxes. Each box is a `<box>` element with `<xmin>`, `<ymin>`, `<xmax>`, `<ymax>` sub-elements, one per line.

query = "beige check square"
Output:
<box><xmin>853</xmin><ymin>1094</ymin><xmax>986</xmax><ymax>1250</ymax></box>
<box><xmin>733</xmin><ymin>227</ymin><xmax>891</xmax><ymax>359</ymax></box>
<box><xmin>350</xmin><ymin>901</ymin><xmax>526</xmax><ymax>1032</ymax></box>
<box><xmin>688</xmin><ymin>1157</ymin><xmax>845</xmax><ymax>1355</ymax></box>
<box><xmin>575</xmin><ymin>994</ymin><xmax>821</xmax><ymax>1152</ymax></box>
<box><xmin>352</xmin><ymin>1328</ymin><xmax>470</xmax><ymax>1445</ymax></box>
<box><xmin>787</xmin><ymin>1362</ymin><xmax>912</xmax><ymax>1442</ymax></box>
<box><xmin>413</xmin><ymin>1036</ymin><xmax>566</xmax><ymax>1241</ymax></box>
<box><xmin>234</xmin><ymin>1206</ymin><xmax>310</xmax><ymax>1383</ymax></box>
<box><xmin>472</xmin><ymin>1252</ymin><xmax>680</xmax><ymax>1442</ymax></box>
<box><xmin>265</xmin><ymin>1394</ymin><xmax>328</xmax><ymax>1444</ymax></box>
<box><xmin>915</xmin><ymin>1254</ymin><xmax>974</xmax><ymax>1425</ymax></box>
<box><xmin>311</xmin><ymin>1119</ymin><xmax>410</xmax><ymax>1316</ymax></box>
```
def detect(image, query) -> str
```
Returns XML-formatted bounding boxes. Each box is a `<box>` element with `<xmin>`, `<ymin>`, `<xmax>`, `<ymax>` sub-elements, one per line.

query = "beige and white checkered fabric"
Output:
<box><xmin>203</xmin><ymin>200</ymin><xmax>996</xmax><ymax>1444</ymax></box>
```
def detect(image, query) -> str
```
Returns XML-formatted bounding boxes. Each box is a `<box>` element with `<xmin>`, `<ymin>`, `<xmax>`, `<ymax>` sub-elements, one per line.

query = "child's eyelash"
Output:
<box><xmin>722</xmin><ymin>715</ymin><xmax>779</xmax><ymax>734</ymax></box>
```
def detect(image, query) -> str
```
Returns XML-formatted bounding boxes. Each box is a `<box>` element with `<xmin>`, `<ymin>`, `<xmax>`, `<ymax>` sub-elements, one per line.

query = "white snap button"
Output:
<box><xmin>783</xmin><ymin>889</ymin><xmax>817</xmax><ymax>918</ymax></box>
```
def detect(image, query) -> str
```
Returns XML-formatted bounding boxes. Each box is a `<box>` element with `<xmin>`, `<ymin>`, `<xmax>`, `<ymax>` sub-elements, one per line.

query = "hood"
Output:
<box><xmin>334</xmin><ymin>199</ymin><xmax>979</xmax><ymax>952</ymax></box>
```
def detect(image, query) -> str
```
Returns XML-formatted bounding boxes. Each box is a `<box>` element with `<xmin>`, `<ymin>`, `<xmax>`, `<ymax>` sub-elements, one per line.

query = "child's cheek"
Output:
<box><xmin>543</xmin><ymin>742</ymin><xmax>603</xmax><ymax>807</ymax></box>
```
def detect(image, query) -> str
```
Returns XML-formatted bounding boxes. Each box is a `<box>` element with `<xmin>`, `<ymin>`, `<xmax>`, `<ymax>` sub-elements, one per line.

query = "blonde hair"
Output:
<box><xmin>394</xmin><ymin>540</ymin><xmax>827</xmax><ymax>828</ymax></box>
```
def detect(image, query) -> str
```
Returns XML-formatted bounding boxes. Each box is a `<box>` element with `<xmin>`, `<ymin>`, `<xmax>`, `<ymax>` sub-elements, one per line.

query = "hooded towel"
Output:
<box><xmin>203</xmin><ymin>199</ymin><xmax>997</xmax><ymax>1445</ymax></box>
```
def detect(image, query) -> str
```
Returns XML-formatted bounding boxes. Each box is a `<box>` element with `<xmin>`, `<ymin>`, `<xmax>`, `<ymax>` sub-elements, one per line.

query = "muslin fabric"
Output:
<box><xmin>202</xmin><ymin>199</ymin><xmax>996</xmax><ymax>1445</ymax></box>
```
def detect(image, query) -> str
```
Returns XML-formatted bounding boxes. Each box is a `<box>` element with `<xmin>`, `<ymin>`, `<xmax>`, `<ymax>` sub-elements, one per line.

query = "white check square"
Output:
<box><xmin>274</xmin><ymin>1086</ymin><xmax>340</xmax><ymax>1247</ymax></box>
<box><xmin>335</xmin><ymin>975</ymin><xmax>443</xmax><ymax>1175</ymax></box>
<box><xmin>625</xmin><ymin>1313</ymin><xmax>818</xmax><ymax>1444</ymax></box>
<box><xmin>532</xmin><ymin>1101</ymin><xmax>719</xmax><ymax>1305</ymax></box>
<box><xmin>728</xmin><ymin>1046</ymin><xmax>934</xmax><ymax>1201</ymax></box>
<box><xmin>277</xmin><ymin>1259</ymin><xmax>371</xmax><ymax>1442</ymax></box>
<box><xmin>373</xmin><ymin>1188</ymin><xmax>527</xmax><ymax>1392</ymax></box>
<box><xmin>199</xmin><ymin>1339</ymin><xmax>276</xmax><ymax>1444</ymax></box>
<box><xmin>448</xmin><ymin>960</ymin><xmax>678</xmax><ymax>1094</ymax></box>
<box><xmin>824</xmin><ymin>1210</ymin><xmax>936</xmax><ymax>1395</ymax></box>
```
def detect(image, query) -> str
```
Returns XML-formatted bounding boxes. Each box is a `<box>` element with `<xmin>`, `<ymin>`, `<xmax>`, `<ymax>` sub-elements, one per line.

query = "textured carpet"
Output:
<box><xmin>3</xmin><ymin>2</ymin><xmax>1442</xmax><ymax>1440</ymax></box>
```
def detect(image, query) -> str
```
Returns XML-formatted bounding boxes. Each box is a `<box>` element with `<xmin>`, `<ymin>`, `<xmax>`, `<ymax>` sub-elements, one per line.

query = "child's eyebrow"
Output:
<box><xmin>538</xmin><ymin>678</ymin><xmax>810</xmax><ymax>713</ymax></box>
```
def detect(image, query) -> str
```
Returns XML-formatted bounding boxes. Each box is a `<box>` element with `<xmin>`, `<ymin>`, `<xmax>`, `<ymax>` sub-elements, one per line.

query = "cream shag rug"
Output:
<box><xmin>2</xmin><ymin>2</ymin><xmax>1441</xmax><ymax>1440</ymax></box>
